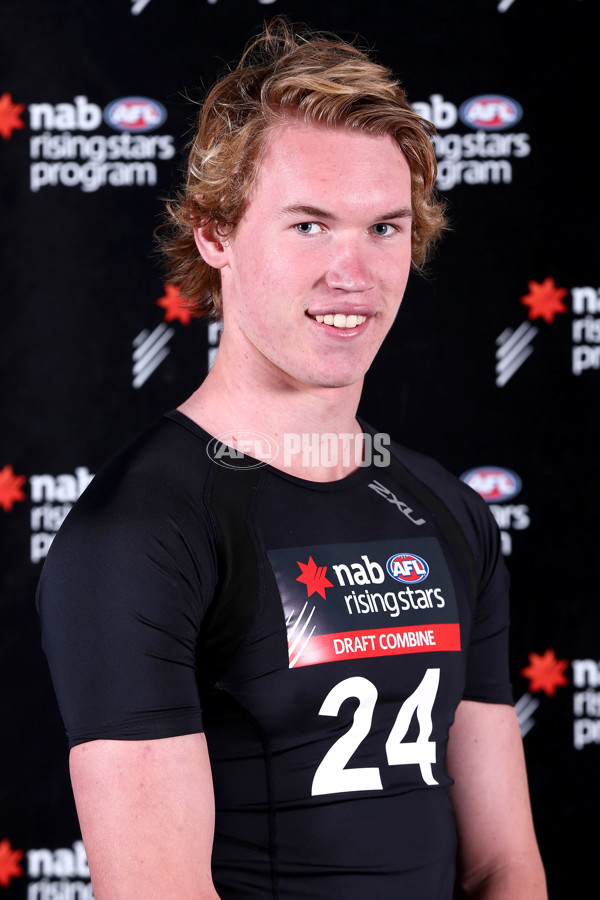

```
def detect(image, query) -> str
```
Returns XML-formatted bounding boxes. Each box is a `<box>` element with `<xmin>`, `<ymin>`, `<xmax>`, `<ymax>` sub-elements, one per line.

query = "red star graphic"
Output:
<box><xmin>520</xmin><ymin>277</ymin><xmax>568</xmax><ymax>324</ymax></box>
<box><xmin>0</xmin><ymin>93</ymin><xmax>26</xmax><ymax>140</ymax></box>
<box><xmin>157</xmin><ymin>283</ymin><xmax>193</xmax><ymax>325</ymax></box>
<box><xmin>0</xmin><ymin>464</ymin><xmax>27</xmax><ymax>512</ymax></box>
<box><xmin>521</xmin><ymin>648</ymin><xmax>569</xmax><ymax>697</ymax></box>
<box><xmin>0</xmin><ymin>838</ymin><xmax>24</xmax><ymax>888</ymax></box>
<box><xmin>296</xmin><ymin>556</ymin><xmax>334</xmax><ymax>599</ymax></box>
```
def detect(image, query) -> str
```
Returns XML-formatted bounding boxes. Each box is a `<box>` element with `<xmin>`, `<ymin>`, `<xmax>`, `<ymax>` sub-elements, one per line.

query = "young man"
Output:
<box><xmin>38</xmin><ymin>19</ymin><xmax>547</xmax><ymax>899</ymax></box>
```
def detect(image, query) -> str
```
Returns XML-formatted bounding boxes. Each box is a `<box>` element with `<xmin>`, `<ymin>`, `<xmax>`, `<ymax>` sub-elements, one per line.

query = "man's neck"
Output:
<box><xmin>178</xmin><ymin>351</ymin><xmax>366</xmax><ymax>482</ymax></box>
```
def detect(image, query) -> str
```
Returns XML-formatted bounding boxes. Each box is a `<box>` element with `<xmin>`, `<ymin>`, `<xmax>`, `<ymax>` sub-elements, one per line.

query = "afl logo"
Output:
<box><xmin>386</xmin><ymin>553</ymin><xmax>429</xmax><ymax>584</ymax></box>
<box><xmin>103</xmin><ymin>96</ymin><xmax>167</xmax><ymax>133</ymax></box>
<box><xmin>459</xmin><ymin>94</ymin><xmax>522</xmax><ymax>131</ymax></box>
<box><xmin>206</xmin><ymin>431</ymin><xmax>279</xmax><ymax>470</ymax></box>
<box><xmin>460</xmin><ymin>466</ymin><xmax>522</xmax><ymax>503</ymax></box>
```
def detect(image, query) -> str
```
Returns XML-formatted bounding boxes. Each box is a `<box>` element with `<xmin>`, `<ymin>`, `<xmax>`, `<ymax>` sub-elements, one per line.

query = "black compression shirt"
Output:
<box><xmin>37</xmin><ymin>411</ymin><xmax>513</xmax><ymax>899</ymax></box>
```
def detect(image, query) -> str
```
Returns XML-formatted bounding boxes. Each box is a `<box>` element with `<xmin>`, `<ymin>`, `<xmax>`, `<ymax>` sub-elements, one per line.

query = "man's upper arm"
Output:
<box><xmin>70</xmin><ymin>733</ymin><xmax>219</xmax><ymax>899</ymax></box>
<box><xmin>447</xmin><ymin>700</ymin><xmax>547</xmax><ymax>899</ymax></box>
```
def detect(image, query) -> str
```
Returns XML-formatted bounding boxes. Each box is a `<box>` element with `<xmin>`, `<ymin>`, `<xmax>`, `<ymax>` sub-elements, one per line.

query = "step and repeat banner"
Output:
<box><xmin>1</xmin><ymin>0</ymin><xmax>597</xmax><ymax>896</ymax></box>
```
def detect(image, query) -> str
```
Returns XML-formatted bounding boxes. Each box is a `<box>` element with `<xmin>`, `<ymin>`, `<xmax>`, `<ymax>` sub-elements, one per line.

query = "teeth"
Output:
<box><xmin>314</xmin><ymin>314</ymin><xmax>367</xmax><ymax>328</ymax></box>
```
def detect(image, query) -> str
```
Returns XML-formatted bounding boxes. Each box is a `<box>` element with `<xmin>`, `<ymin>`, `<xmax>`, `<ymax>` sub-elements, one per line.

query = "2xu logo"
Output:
<box><xmin>386</xmin><ymin>553</ymin><xmax>429</xmax><ymax>584</ymax></box>
<box><xmin>460</xmin><ymin>466</ymin><xmax>522</xmax><ymax>503</ymax></box>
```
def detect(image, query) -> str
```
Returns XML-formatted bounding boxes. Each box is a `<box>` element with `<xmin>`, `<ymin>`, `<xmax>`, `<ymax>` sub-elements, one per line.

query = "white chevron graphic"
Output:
<box><xmin>286</xmin><ymin>603</ymin><xmax>317</xmax><ymax>668</ymax></box>
<box><xmin>132</xmin><ymin>323</ymin><xmax>175</xmax><ymax>389</ymax></box>
<box><xmin>515</xmin><ymin>692</ymin><xmax>540</xmax><ymax>738</ymax></box>
<box><xmin>130</xmin><ymin>0</ymin><xmax>152</xmax><ymax>14</ymax></box>
<box><xmin>495</xmin><ymin>322</ymin><xmax>538</xmax><ymax>386</ymax></box>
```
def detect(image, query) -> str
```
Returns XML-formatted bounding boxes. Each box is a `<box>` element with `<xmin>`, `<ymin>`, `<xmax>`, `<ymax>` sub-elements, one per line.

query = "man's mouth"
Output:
<box><xmin>312</xmin><ymin>313</ymin><xmax>368</xmax><ymax>329</ymax></box>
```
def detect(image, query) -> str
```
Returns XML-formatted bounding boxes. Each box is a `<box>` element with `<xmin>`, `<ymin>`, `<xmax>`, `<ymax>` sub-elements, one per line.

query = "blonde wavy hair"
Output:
<box><xmin>160</xmin><ymin>17</ymin><xmax>447</xmax><ymax>319</ymax></box>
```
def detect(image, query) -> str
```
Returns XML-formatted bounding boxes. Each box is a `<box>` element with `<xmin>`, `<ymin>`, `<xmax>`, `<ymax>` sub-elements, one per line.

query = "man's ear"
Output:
<box><xmin>193</xmin><ymin>224</ymin><xmax>231</xmax><ymax>269</ymax></box>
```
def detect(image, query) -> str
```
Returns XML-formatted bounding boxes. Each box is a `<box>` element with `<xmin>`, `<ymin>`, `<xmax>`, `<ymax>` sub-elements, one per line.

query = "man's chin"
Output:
<box><xmin>306</xmin><ymin>372</ymin><xmax>366</xmax><ymax>391</ymax></box>
<box><xmin>275</xmin><ymin>360</ymin><xmax>367</xmax><ymax>393</ymax></box>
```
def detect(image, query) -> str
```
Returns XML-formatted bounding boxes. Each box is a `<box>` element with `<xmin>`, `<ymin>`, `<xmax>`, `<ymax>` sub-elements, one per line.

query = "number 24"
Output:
<box><xmin>312</xmin><ymin>668</ymin><xmax>440</xmax><ymax>796</ymax></box>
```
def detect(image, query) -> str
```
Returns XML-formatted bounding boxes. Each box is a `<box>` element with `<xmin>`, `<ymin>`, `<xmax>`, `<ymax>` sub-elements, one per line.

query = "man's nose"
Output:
<box><xmin>324</xmin><ymin>237</ymin><xmax>373</xmax><ymax>292</ymax></box>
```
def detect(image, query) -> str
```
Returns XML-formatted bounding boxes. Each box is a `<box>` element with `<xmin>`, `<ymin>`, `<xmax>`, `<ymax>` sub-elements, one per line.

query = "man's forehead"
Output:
<box><xmin>261</xmin><ymin>118</ymin><xmax>406</xmax><ymax>163</ymax></box>
<box><xmin>253</xmin><ymin>120</ymin><xmax>412</xmax><ymax>206</ymax></box>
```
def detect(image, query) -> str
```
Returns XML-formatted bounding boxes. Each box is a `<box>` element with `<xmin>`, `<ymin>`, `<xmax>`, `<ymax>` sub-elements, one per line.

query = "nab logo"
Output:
<box><xmin>386</xmin><ymin>553</ymin><xmax>429</xmax><ymax>584</ymax></box>
<box><xmin>103</xmin><ymin>96</ymin><xmax>166</xmax><ymax>133</ymax></box>
<box><xmin>296</xmin><ymin>556</ymin><xmax>334</xmax><ymax>599</ymax></box>
<box><xmin>459</xmin><ymin>94</ymin><xmax>522</xmax><ymax>131</ymax></box>
<box><xmin>461</xmin><ymin>466</ymin><xmax>522</xmax><ymax>503</ymax></box>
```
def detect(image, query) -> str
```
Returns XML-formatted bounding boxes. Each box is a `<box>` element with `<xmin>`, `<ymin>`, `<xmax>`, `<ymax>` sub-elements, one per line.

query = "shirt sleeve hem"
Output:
<box><xmin>67</xmin><ymin>712</ymin><xmax>204</xmax><ymax>749</ymax></box>
<box><xmin>461</xmin><ymin>686</ymin><xmax>514</xmax><ymax>706</ymax></box>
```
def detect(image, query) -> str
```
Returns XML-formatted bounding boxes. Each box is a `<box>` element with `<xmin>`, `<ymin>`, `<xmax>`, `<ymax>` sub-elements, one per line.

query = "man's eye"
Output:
<box><xmin>295</xmin><ymin>222</ymin><xmax>322</xmax><ymax>235</ymax></box>
<box><xmin>371</xmin><ymin>223</ymin><xmax>396</xmax><ymax>236</ymax></box>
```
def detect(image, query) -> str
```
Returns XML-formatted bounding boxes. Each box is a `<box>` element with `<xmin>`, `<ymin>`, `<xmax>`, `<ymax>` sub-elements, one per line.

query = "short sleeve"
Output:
<box><xmin>36</xmin><ymin>426</ymin><xmax>218</xmax><ymax>747</ymax></box>
<box><xmin>459</xmin><ymin>490</ymin><xmax>513</xmax><ymax>705</ymax></box>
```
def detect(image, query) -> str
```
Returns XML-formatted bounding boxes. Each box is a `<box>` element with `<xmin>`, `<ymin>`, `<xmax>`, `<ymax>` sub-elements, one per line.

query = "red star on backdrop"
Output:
<box><xmin>0</xmin><ymin>93</ymin><xmax>26</xmax><ymax>140</ymax></box>
<box><xmin>296</xmin><ymin>556</ymin><xmax>334</xmax><ymax>599</ymax></box>
<box><xmin>521</xmin><ymin>648</ymin><xmax>569</xmax><ymax>696</ymax></box>
<box><xmin>520</xmin><ymin>277</ymin><xmax>568</xmax><ymax>324</ymax></box>
<box><xmin>0</xmin><ymin>464</ymin><xmax>27</xmax><ymax>512</ymax></box>
<box><xmin>0</xmin><ymin>839</ymin><xmax>24</xmax><ymax>888</ymax></box>
<box><xmin>157</xmin><ymin>284</ymin><xmax>193</xmax><ymax>325</ymax></box>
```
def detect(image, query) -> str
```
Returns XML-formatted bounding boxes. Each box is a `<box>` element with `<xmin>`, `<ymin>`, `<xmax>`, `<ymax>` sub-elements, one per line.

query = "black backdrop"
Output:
<box><xmin>1</xmin><ymin>1</ymin><xmax>597</xmax><ymax>896</ymax></box>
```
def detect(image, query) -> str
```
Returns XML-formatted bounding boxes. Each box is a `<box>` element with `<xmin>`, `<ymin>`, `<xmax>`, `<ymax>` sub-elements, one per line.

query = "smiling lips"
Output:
<box><xmin>312</xmin><ymin>313</ymin><xmax>368</xmax><ymax>329</ymax></box>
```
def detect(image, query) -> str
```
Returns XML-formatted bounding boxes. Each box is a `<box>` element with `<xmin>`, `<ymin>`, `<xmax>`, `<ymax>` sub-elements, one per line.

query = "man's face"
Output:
<box><xmin>210</xmin><ymin>119</ymin><xmax>413</xmax><ymax>391</ymax></box>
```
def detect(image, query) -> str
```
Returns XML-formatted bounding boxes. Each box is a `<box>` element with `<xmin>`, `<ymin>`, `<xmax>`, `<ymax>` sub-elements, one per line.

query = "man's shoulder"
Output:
<box><xmin>57</xmin><ymin>412</ymin><xmax>216</xmax><ymax>540</ymax></box>
<box><xmin>98</xmin><ymin>409</ymin><xmax>211</xmax><ymax>487</ymax></box>
<box><xmin>388</xmin><ymin>440</ymin><xmax>469</xmax><ymax>497</ymax></box>
<box><xmin>385</xmin><ymin>438</ymin><xmax>498</xmax><ymax>551</ymax></box>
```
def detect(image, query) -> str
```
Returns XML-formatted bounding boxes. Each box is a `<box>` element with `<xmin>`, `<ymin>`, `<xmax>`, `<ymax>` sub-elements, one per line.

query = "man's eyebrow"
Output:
<box><xmin>378</xmin><ymin>207</ymin><xmax>412</xmax><ymax>221</ymax></box>
<box><xmin>277</xmin><ymin>204</ymin><xmax>412</xmax><ymax>221</ymax></box>
<box><xmin>278</xmin><ymin>204</ymin><xmax>337</xmax><ymax>220</ymax></box>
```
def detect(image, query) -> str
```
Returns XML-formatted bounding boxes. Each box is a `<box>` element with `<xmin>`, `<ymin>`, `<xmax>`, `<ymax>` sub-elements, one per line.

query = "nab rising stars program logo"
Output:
<box><xmin>0</xmin><ymin>461</ymin><xmax>94</xmax><ymax>563</ymax></box>
<box><xmin>0</xmin><ymin>90</ymin><xmax>176</xmax><ymax>192</ymax></box>
<box><xmin>132</xmin><ymin>283</ymin><xmax>198</xmax><ymax>389</ymax></box>
<box><xmin>495</xmin><ymin>276</ymin><xmax>568</xmax><ymax>386</ymax></box>
<box><xmin>461</xmin><ymin>466</ymin><xmax>529</xmax><ymax>556</ymax></box>
<box><xmin>412</xmin><ymin>91</ymin><xmax>530</xmax><ymax>191</ymax></box>
<box><xmin>518</xmin><ymin>648</ymin><xmax>600</xmax><ymax>752</ymax></box>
